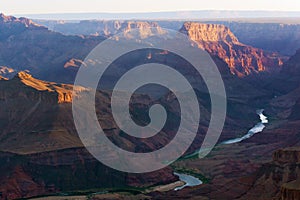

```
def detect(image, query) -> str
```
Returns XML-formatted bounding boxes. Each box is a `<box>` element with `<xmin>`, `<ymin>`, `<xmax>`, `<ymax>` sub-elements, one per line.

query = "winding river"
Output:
<box><xmin>174</xmin><ymin>109</ymin><xmax>268</xmax><ymax>191</ymax></box>
<box><xmin>222</xmin><ymin>109</ymin><xmax>268</xmax><ymax>144</ymax></box>
<box><xmin>185</xmin><ymin>109</ymin><xmax>269</xmax><ymax>158</ymax></box>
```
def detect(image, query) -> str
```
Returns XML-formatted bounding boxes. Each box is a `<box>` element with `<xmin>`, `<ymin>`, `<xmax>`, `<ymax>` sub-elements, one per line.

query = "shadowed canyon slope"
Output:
<box><xmin>0</xmin><ymin>72</ymin><xmax>180</xmax><ymax>199</ymax></box>
<box><xmin>0</xmin><ymin>13</ymin><xmax>105</xmax><ymax>83</ymax></box>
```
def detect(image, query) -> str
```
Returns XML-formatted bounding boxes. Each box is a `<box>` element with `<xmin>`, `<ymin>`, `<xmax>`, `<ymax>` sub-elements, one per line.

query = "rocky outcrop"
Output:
<box><xmin>274</xmin><ymin>148</ymin><xmax>300</xmax><ymax>164</ymax></box>
<box><xmin>0</xmin><ymin>66</ymin><xmax>15</xmax><ymax>79</ymax></box>
<box><xmin>0</xmin><ymin>13</ymin><xmax>41</xmax><ymax>27</ymax></box>
<box><xmin>35</xmin><ymin>19</ymin><xmax>165</xmax><ymax>37</ymax></box>
<box><xmin>180</xmin><ymin>23</ymin><xmax>239</xmax><ymax>43</ymax></box>
<box><xmin>281</xmin><ymin>180</ymin><xmax>300</xmax><ymax>200</ymax></box>
<box><xmin>0</xmin><ymin>72</ymin><xmax>85</xmax><ymax>156</ymax></box>
<box><xmin>180</xmin><ymin>22</ymin><xmax>285</xmax><ymax>76</ymax></box>
<box><xmin>63</xmin><ymin>58</ymin><xmax>85</xmax><ymax>68</ymax></box>
<box><xmin>232</xmin><ymin>147</ymin><xmax>300</xmax><ymax>200</ymax></box>
<box><xmin>0</xmin><ymin>71</ymin><xmax>74</xmax><ymax>104</ymax></box>
<box><xmin>102</xmin><ymin>21</ymin><xmax>165</xmax><ymax>38</ymax></box>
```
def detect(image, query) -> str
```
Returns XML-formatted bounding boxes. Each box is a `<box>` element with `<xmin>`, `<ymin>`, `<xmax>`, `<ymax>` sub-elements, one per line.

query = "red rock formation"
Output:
<box><xmin>64</xmin><ymin>58</ymin><xmax>86</xmax><ymax>68</ymax></box>
<box><xmin>0</xmin><ymin>71</ymin><xmax>74</xmax><ymax>103</ymax></box>
<box><xmin>180</xmin><ymin>22</ymin><xmax>285</xmax><ymax>76</ymax></box>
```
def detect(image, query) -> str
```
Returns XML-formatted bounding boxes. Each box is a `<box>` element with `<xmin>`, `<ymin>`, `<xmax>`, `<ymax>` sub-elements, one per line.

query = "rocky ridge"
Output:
<box><xmin>0</xmin><ymin>71</ymin><xmax>76</xmax><ymax>103</ymax></box>
<box><xmin>180</xmin><ymin>22</ymin><xmax>285</xmax><ymax>76</ymax></box>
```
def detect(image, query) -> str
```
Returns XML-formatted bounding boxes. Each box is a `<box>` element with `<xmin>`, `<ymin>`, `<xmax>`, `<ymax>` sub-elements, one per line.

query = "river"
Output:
<box><xmin>222</xmin><ymin>109</ymin><xmax>268</xmax><ymax>144</ymax></box>
<box><xmin>174</xmin><ymin>172</ymin><xmax>203</xmax><ymax>191</ymax></box>
<box><xmin>174</xmin><ymin>109</ymin><xmax>268</xmax><ymax>191</ymax></box>
<box><xmin>185</xmin><ymin>109</ymin><xmax>269</xmax><ymax>158</ymax></box>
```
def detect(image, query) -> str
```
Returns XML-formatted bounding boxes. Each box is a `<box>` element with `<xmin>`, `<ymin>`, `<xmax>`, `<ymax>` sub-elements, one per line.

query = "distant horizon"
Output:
<box><xmin>7</xmin><ymin>10</ymin><xmax>300</xmax><ymax>21</ymax></box>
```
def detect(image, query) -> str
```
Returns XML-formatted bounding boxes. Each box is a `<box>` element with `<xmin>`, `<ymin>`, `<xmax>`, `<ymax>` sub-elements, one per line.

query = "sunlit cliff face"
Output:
<box><xmin>181</xmin><ymin>22</ymin><xmax>285</xmax><ymax>76</ymax></box>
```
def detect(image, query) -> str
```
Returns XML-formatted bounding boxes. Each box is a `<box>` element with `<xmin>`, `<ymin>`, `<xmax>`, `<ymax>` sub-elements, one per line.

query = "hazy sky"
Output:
<box><xmin>1</xmin><ymin>0</ymin><xmax>300</xmax><ymax>14</ymax></box>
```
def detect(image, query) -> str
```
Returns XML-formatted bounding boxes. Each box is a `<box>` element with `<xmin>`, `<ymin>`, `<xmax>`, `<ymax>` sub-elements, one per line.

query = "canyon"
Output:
<box><xmin>0</xmin><ymin>13</ymin><xmax>300</xmax><ymax>199</ymax></box>
<box><xmin>0</xmin><ymin>71</ymin><xmax>182</xmax><ymax>199</ymax></box>
<box><xmin>37</xmin><ymin>18</ymin><xmax>300</xmax><ymax>56</ymax></box>
<box><xmin>0</xmin><ymin>14</ymin><xmax>288</xmax><ymax>82</ymax></box>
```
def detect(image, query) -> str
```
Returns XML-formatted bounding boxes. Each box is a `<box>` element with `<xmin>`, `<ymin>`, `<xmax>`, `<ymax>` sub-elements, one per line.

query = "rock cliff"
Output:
<box><xmin>0</xmin><ymin>71</ymin><xmax>74</xmax><ymax>104</ymax></box>
<box><xmin>180</xmin><ymin>22</ymin><xmax>285</xmax><ymax>76</ymax></box>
